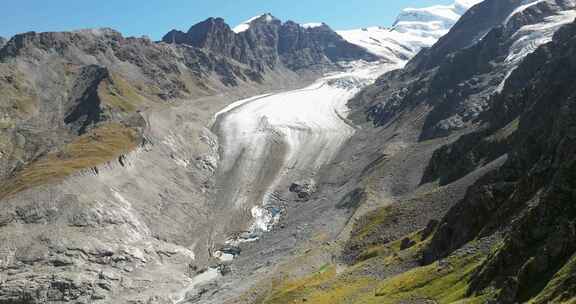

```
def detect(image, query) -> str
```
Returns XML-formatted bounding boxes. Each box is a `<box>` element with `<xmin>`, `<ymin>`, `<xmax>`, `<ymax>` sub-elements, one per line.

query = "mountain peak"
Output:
<box><xmin>232</xmin><ymin>13</ymin><xmax>278</xmax><ymax>33</ymax></box>
<box><xmin>337</xmin><ymin>0</ymin><xmax>477</xmax><ymax>62</ymax></box>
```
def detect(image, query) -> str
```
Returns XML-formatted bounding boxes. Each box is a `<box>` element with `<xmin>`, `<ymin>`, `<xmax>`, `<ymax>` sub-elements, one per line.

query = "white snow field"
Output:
<box><xmin>337</xmin><ymin>0</ymin><xmax>482</xmax><ymax>61</ymax></box>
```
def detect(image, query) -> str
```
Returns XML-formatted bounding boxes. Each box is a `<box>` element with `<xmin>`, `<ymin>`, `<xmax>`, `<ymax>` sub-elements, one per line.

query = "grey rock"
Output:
<box><xmin>162</xmin><ymin>14</ymin><xmax>379</xmax><ymax>72</ymax></box>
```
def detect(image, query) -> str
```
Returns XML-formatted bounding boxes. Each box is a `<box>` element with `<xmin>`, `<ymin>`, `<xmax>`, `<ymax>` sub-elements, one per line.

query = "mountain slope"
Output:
<box><xmin>0</xmin><ymin>16</ymin><xmax>376</xmax><ymax>304</ymax></box>
<box><xmin>351</xmin><ymin>0</ymin><xmax>576</xmax><ymax>139</ymax></box>
<box><xmin>3</xmin><ymin>0</ymin><xmax>576</xmax><ymax>303</ymax></box>
<box><xmin>421</xmin><ymin>19</ymin><xmax>576</xmax><ymax>303</ymax></box>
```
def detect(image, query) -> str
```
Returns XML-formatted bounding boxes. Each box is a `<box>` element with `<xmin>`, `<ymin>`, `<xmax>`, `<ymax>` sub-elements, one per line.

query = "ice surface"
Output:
<box><xmin>214</xmin><ymin>61</ymin><xmax>402</xmax><ymax>237</ymax></box>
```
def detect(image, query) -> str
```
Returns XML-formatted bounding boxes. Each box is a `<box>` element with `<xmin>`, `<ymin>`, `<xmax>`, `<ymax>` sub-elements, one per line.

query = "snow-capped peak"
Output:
<box><xmin>337</xmin><ymin>0</ymin><xmax>482</xmax><ymax>63</ymax></box>
<box><xmin>233</xmin><ymin>13</ymin><xmax>275</xmax><ymax>33</ymax></box>
<box><xmin>302</xmin><ymin>22</ymin><xmax>325</xmax><ymax>29</ymax></box>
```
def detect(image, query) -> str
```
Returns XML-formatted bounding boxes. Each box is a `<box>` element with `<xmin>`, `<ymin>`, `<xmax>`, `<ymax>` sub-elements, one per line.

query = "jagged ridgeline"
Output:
<box><xmin>1</xmin><ymin>0</ymin><xmax>576</xmax><ymax>303</ymax></box>
<box><xmin>0</xmin><ymin>15</ymin><xmax>376</xmax><ymax>192</ymax></box>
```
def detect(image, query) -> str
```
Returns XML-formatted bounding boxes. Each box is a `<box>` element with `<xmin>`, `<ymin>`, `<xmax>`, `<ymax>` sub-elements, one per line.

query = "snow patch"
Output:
<box><xmin>506</xmin><ymin>8</ymin><xmax>576</xmax><ymax>64</ymax></box>
<box><xmin>505</xmin><ymin>0</ymin><xmax>547</xmax><ymax>25</ymax></box>
<box><xmin>214</xmin><ymin>251</ymin><xmax>235</xmax><ymax>262</ymax></box>
<box><xmin>249</xmin><ymin>206</ymin><xmax>280</xmax><ymax>233</ymax></box>
<box><xmin>233</xmin><ymin>14</ymin><xmax>274</xmax><ymax>33</ymax></box>
<box><xmin>302</xmin><ymin>22</ymin><xmax>324</xmax><ymax>29</ymax></box>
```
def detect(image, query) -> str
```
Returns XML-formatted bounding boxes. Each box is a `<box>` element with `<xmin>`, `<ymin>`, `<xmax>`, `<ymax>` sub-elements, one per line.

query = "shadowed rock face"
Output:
<box><xmin>421</xmin><ymin>20</ymin><xmax>576</xmax><ymax>303</ymax></box>
<box><xmin>0</xmin><ymin>36</ymin><xmax>6</xmax><ymax>48</ymax></box>
<box><xmin>64</xmin><ymin>65</ymin><xmax>109</xmax><ymax>134</ymax></box>
<box><xmin>162</xmin><ymin>14</ymin><xmax>379</xmax><ymax>72</ymax></box>
<box><xmin>323</xmin><ymin>1</ymin><xmax>576</xmax><ymax>303</ymax></box>
<box><xmin>351</xmin><ymin>0</ymin><xmax>576</xmax><ymax>140</ymax></box>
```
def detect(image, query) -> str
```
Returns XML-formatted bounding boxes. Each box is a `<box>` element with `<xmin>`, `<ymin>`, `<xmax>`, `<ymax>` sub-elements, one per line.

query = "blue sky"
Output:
<box><xmin>0</xmin><ymin>0</ymin><xmax>454</xmax><ymax>40</ymax></box>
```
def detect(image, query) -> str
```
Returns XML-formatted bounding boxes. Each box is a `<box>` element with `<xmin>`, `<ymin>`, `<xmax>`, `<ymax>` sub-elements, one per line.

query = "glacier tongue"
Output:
<box><xmin>212</xmin><ymin>60</ymin><xmax>401</xmax><ymax>242</ymax></box>
<box><xmin>212</xmin><ymin>0</ymin><xmax>484</xmax><ymax>247</ymax></box>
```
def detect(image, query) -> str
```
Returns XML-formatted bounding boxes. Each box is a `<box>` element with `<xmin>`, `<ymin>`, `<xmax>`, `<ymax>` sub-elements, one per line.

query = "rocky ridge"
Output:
<box><xmin>0</xmin><ymin>16</ymin><xmax>376</xmax><ymax>304</ymax></box>
<box><xmin>162</xmin><ymin>14</ymin><xmax>379</xmax><ymax>72</ymax></box>
<box><xmin>351</xmin><ymin>0</ymin><xmax>576</xmax><ymax>139</ymax></box>
<box><xmin>421</xmin><ymin>17</ymin><xmax>576</xmax><ymax>303</ymax></box>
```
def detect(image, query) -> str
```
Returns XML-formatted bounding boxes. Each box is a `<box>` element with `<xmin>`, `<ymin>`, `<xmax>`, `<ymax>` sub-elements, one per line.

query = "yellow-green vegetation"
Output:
<box><xmin>352</xmin><ymin>206</ymin><xmax>395</xmax><ymax>243</ymax></box>
<box><xmin>259</xmin><ymin>251</ymin><xmax>488</xmax><ymax>304</ymax></box>
<box><xmin>98</xmin><ymin>72</ymin><xmax>145</xmax><ymax>113</ymax></box>
<box><xmin>528</xmin><ymin>254</ymin><xmax>576</xmax><ymax>304</ymax></box>
<box><xmin>374</xmin><ymin>254</ymin><xmax>486</xmax><ymax>303</ymax></box>
<box><xmin>255</xmin><ymin>199</ymin><xmax>493</xmax><ymax>304</ymax></box>
<box><xmin>0</xmin><ymin>123</ymin><xmax>139</xmax><ymax>199</ymax></box>
<box><xmin>261</xmin><ymin>264</ymin><xmax>378</xmax><ymax>304</ymax></box>
<box><xmin>356</xmin><ymin>229</ymin><xmax>429</xmax><ymax>264</ymax></box>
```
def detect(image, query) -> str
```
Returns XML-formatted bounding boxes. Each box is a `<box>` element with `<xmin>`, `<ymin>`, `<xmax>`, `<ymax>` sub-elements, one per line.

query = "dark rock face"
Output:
<box><xmin>345</xmin><ymin>0</ymin><xmax>576</xmax><ymax>302</ymax></box>
<box><xmin>289</xmin><ymin>182</ymin><xmax>317</xmax><ymax>202</ymax></box>
<box><xmin>420</xmin><ymin>20</ymin><xmax>576</xmax><ymax>303</ymax></box>
<box><xmin>351</xmin><ymin>0</ymin><xmax>576</xmax><ymax>140</ymax></box>
<box><xmin>162</xmin><ymin>14</ymin><xmax>379</xmax><ymax>72</ymax></box>
<box><xmin>64</xmin><ymin>65</ymin><xmax>109</xmax><ymax>134</ymax></box>
<box><xmin>278</xmin><ymin>22</ymin><xmax>378</xmax><ymax>70</ymax></box>
<box><xmin>0</xmin><ymin>36</ymin><xmax>6</xmax><ymax>49</ymax></box>
<box><xmin>412</xmin><ymin>0</ymin><xmax>519</xmax><ymax>70</ymax></box>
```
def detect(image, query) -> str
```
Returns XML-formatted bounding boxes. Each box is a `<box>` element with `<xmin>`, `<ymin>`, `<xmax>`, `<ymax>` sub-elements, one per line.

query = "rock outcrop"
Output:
<box><xmin>421</xmin><ymin>18</ymin><xmax>576</xmax><ymax>303</ymax></box>
<box><xmin>350</xmin><ymin>0</ymin><xmax>576</xmax><ymax>139</ymax></box>
<box><xmin>162</xmin><ymin>14</ymin><xmax>379</xmax><ymax>72</ymax></box>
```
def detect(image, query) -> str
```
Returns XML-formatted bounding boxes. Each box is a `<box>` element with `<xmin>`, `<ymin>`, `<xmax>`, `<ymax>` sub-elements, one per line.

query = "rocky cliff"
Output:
<box><xmin>421</xmin><ymin>18</ymin><xmax>576</xmax><ymax>304</ymax></box>
<box><xmin>351</xmin><ymin>0</ymin><xmax>576</xmax><ymax>139</ymax></box>
<box><xmin>162</xmin><ymin>14</ymin><xmax>379</xmax><ymax>72</ymax></box>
